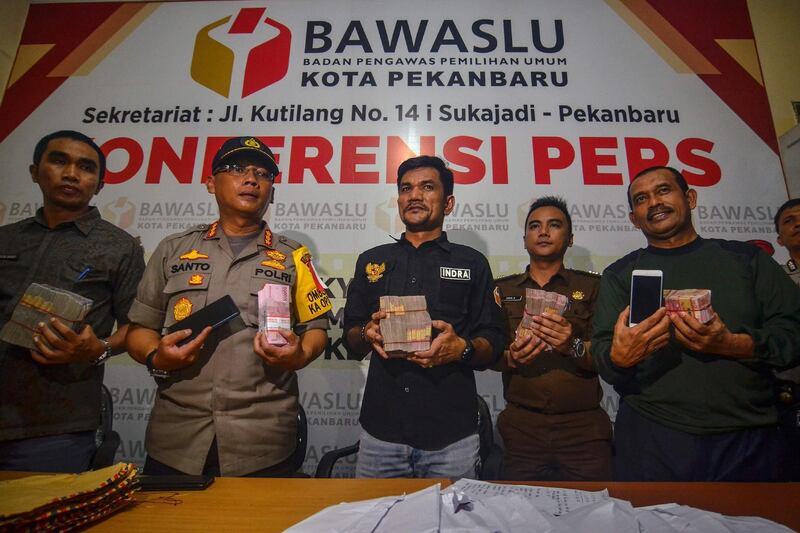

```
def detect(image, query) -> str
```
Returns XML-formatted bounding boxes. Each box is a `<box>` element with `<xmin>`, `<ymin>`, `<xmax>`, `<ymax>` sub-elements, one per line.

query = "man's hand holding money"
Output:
<box><xmin>669</xmin><ymin>312</ymin><xmax>754</xmax><ymax>359</ymax></box>
<box><xmin>530</xmin><ymin>312</ymin><xmax>573</xmax><ymax>354</ymax></box>
<box><xmin>254</xmin><ymin>328</ymin><xmax>328</xmax><ymax>371</ymax></box>
<box><xmin>361</xmin><ymin>310</ymin><xmax>390</xmax><ymax>360</ymax></box>
<box><xmin>30</xmin><ymin>318</ymin><xmax>105</xmax><ymax>365</ymax></box>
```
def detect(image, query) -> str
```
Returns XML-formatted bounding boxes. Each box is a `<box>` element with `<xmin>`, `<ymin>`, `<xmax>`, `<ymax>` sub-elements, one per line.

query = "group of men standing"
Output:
<box><xmin>1</xmin><ymin>130</ymin><xmax>799</xmax><ymax>483</ymax></box>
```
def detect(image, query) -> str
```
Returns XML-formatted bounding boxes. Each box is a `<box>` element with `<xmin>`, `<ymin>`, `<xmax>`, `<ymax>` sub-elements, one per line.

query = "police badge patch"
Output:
<box><xmin>173</xmin><ymin>297</ymin><xmax>193</xmax><ymax>321</ymax></box>
<box><xmin>180</xmin><ymin>249</ymin><xmax>209</xmax><ymax>260</ymax></box>
<box><xmin>265</xmin><ymin>249</ymin><xmax>286</xmax><ymax>262</ymax></box>
<box><xmin>366</xmin><ymin>262</ymin><xmax>385</xmax><ymax>283</ymax></box>
<box><xmin>261</xmin><ymin>260</ymin><xmax>286</xmax><ymax>270</ymax></box>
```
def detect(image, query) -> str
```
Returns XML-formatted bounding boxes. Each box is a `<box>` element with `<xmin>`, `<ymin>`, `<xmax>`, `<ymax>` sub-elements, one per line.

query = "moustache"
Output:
<box><xmin>647</xmin><ymin>206</ymin><xmax>673</xmax><ymax>220</ymax></box>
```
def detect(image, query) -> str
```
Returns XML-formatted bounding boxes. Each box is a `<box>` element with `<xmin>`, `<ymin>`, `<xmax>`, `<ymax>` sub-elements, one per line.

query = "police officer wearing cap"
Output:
<box><xmin>494</xmin><ymin>196</ymin><xmax>610</xmax><ymax>481</ymax></box>
<box><xmin>126</xmin><ymin>136</ymin><xmax>331</xmax><ymax>477</ymax></box>
<box><xmin>343</xmin><ymin>155</ymin><xmax>504</xmax><ymax>478</ymax></box>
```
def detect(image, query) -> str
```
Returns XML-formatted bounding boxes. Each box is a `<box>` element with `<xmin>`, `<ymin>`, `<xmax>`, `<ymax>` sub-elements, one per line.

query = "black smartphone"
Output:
<box><xmin>167</xmin><ymin>294</ymin><xmax>240</xmax><ymax>346</ymax></box>
<box><xmin>138</xmin><ymin>474</ymin><xmax>214</xmax><ymax>491</ymax></box>
<box><xmin>629</xmin><ymin>270</ymin><xmax>663</xmax><ymax>326</ymax></box>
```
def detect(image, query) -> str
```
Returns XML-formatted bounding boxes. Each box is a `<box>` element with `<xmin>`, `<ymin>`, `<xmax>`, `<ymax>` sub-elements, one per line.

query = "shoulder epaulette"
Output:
<box><xmin>277</xmin><ymin>234</ymin><xmax>302</xmax><ymax>251</ymax></box>
<box><xmin>567</xmin><ymin>268</ymin><xmax>601</xmax><ymax>278</ymax></box>
<box><xmin>163</xmin><ymin>223</ymin><xmax>210</xmax><ymax>242</ymax></box>
<box><xmin>494</xmin><ymin>272</ymin><xmax>525</xmax><ymax>282</ymax></box>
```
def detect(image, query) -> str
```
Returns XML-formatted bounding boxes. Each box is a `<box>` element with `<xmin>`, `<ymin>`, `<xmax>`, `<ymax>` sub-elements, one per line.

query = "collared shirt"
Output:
<box><xmin>495</xmin><ymin>267</ymin><xmax>602</xmax><ymax>413</ymax></box>
<box><xmin>343</xmin><ymin>232</ymin><xmax>504</xmax><ymax>450</ymax></box>
<box><xmin>0</xmin><ymin>207</ymin><xmax>145</xmax><ymax>440</ymax></box>
<box><xmin>128</xmin><ymin>221</ymin><xmax>330</xmax><ymax>476</ymax></box>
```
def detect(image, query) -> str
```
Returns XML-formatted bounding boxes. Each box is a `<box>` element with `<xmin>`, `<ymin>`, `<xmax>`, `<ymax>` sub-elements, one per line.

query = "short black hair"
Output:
<box><xmin>775</xmin><ymin>198</ymin><xmax>800</xmax><ymax>232</ymax></box>
<box><xmin>397</xmin><ymin>155</ymin><xmax>454</xmax><ymax>196</ymax></box>
<box><xmin>627</xmin><ymin>166</ymin><xmax>688</xmax><ymax>209</ymax></box>
<box><xmin>525</xmin><ymin>196</ymin><xmax>572</xmax><ymax>235</ymax></box>
<box><xmin>33</xmin><ymin>130</ymin><xmax>106</xmax><ymax>183</ymax></box>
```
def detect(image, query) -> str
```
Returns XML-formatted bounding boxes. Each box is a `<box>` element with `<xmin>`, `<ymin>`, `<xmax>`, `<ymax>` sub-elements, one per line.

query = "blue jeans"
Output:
<box><xmin>0</xmin><ymin>431</ymin><xmax>96</xmax><ymax>473</ymax></box>
<box><xmin>355</xmin><ymin>430</ymin><xmax>480</xmax><ymax>479</ymax></box>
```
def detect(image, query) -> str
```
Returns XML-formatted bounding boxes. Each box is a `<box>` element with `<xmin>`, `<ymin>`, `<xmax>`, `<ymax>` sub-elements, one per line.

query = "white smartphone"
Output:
<box><xmin>629</xmin><ymin>270</ymin><xmax>663</xmax><ymax>327</ymax></box>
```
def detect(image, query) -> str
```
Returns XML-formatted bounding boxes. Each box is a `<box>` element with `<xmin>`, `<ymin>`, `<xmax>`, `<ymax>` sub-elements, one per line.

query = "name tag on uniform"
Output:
<box><xmin>503</xmin><ymin>295</ymin><xmax>523</xmax><ymax>302</ymax></box>
<box><xmin>440</xmin><ymin>267</ymin><xmax>471</xmax><ymax>281</ymax></box>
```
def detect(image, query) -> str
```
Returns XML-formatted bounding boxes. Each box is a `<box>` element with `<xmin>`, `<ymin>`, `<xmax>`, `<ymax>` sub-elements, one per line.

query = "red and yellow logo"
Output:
<box><xmin>191</xmin><ymin>7</ymin><xmax>292</xmax><ymax>98</ymax></box>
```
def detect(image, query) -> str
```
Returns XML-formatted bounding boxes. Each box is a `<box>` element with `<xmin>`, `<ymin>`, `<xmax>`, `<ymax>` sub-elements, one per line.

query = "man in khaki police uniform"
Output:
<box><xmin>494</xmin><ymin>196</ymin><xmax>611</xmax><ymax>480</ymax></box>
<box><xmin>126</xmin><ymin>136</ymin><xmax>331</xmax><ymax>477</ymax></box>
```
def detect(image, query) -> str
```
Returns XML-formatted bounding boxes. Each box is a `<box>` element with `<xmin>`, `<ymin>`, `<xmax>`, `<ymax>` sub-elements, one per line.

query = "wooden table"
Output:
<box><xmin>2</xmin><ymin>473</ymin><xmax>799</xmax><ymax>532</ymax></box>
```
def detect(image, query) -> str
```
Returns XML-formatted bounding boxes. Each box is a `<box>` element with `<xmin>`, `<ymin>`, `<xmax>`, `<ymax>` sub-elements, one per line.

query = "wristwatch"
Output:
<box><xmin>145</xmin><ymin>348</ymin><xmax>170</xmax><ymax>379</ymax></box>
<box><xmin>460</xmin><ymin>338</ymin><xmax>475</xmax><ymax>364</ymax></box>
<box><xmin>570</xmin><ymin>337</ymin><xmax>586</xmax><ymax>359</ymax></box>
<box><xmin>92</xmin><ymin>338</ymin><xmax>113</xmax><ymax>366</ymax></box>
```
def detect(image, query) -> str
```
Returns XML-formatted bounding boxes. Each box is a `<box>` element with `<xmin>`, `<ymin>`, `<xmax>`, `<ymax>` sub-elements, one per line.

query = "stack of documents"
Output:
<box><xmin>379</xmin><ymin>295</ymin><xmax>431</xmax><ymax>356</ymax></box>
<box><xmin>0</xmin><ymin>283</ymin><xmax>92</xmax><ymax>350</ymax></box>
<box><xmin>0</xmin><ymin>463</ymin><xmax>138</xmax><ymax>530</ymax></box>
<box><xmin>286</xmin><ymin>479</ymin><xmax>793</xmax><ymax>533</ymax></box>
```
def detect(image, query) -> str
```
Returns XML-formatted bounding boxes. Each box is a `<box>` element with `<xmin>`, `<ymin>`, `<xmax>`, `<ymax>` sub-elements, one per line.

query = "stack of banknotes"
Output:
<box><xmin>258</xmin><ymin>283</ymin><xmax>291</xmax><ymax>345</ymax></box>
<box><xmin>663</xmin><ymin>289</ymin><xmax>714</xmax><ymax>323</ymax></box>
<box><xmin>0</xmin><ymin>283</ymin><xmax>92</xmax><ymax>350</ymax></box>
<box><xmin>379</xmin><ymin>295</ymin><xmax>431</xmax><ymax>356</ymax></box>
<box><xmin>516</xmin><ymin>289</ymin><xmax>569</xmax><ymax>341</ymax></box>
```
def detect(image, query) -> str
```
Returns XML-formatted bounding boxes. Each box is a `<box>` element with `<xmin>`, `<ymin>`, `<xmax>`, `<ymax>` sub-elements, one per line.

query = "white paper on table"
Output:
<box><xmin>447</xmin><ymin>478</ymin><xmax>609</xmax><ymax>516</ymax></box>
<box><xmin>283</xmin><ymin>494</ymin><xmax>402</xmax><ymax>533</ymax></box>
<box><xmin>370</xmin><ymin>483</ymin><xmax>440</xmax><ymax>533</ymax></box>
<box><xmin>635</xmin><ymin>504</ymin><xmax>795</xmax><ymax>533</ymax></box>
<box><xmin>555</xmin><ymin>498</ymin><xmax>641</xmax><ymax>533</ymax></box>
<box><xmin>440</xmin><ymin>493</ymin><xmax>562</xmax><ymax>533</ymax></box>
<box><xmin>284</xmin><ymin>484</ymin><xmax>441</xmax><ymax>533</ymax></box>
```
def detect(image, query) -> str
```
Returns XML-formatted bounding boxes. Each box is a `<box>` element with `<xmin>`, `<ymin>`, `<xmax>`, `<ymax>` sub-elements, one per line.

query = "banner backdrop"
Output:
<box><xmin>0</xmin><ymin>0</ymin><xmax>788</xmax><ymax>476</ymax></box>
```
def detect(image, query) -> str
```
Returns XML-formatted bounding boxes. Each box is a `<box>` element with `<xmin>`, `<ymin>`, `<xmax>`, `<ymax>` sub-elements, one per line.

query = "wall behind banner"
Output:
<box><xmin>0</xmin><ymin>0</ymin><xmax>797</xmax><ymax>478</ymax></box>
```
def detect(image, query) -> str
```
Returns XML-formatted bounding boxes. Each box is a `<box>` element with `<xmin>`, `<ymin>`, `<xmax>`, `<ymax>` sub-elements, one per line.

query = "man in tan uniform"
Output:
<box><xmin>494</xmin><ymin>196</ymin><xmax>611</xmax><ymax>480</ymax></box>
<box><xmin>126</xmin><ymin>136</ymin><xmax>331</xmax><ymax>477</ymax></box>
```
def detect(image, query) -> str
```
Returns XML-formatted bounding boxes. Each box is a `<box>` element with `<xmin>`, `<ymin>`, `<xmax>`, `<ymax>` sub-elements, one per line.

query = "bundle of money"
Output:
<box><xmin>664</xmin><ymin>289</ymin><xmax>714</xmax><ymax>323</ymax></box>
<box><xmin>516</xmin><ymin>289</ymin><xmax>569</xmax><ymax>342</ymax></box>
<box><xmin>379</xmin><ymin>295</ymin><xmax>431</xmax><ymax>356</ymax></box>
<box><xmin>258</xmin><ymin>283</ymin><xmax>291</xmax><ymax>346</ymax></box>
<box><xmin>0</xmin><ymin>283</ymin><xmax>92</xmax><ymax>350</ymax></box>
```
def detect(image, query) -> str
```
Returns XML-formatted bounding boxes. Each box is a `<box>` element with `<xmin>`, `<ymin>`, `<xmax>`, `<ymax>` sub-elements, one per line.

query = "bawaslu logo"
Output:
<box><xmin>191</xmin><ymin>6</ymin><xmax>292</xmax><ymax>98</ymax></box>
<box><xmin>101</xmin><ymin>197</ymin><xmax>137</xmax><ymax>230</ymax></box>
<box><xmin>374</xmin><ymin>196</ymin><xmax>403</xmax><ymax>234</ymax></box>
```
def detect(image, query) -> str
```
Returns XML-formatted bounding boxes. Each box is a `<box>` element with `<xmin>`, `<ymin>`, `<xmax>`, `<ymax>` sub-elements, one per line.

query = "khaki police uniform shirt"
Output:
<box><xmin>495</xmin><ymin>267</ymin><xmax>602</xmax><ymax>413</ymax></box>
<box><xmin>128</xmin><ymin>221</ymin><xmax>331</xmax><ymax>476</ymax></box>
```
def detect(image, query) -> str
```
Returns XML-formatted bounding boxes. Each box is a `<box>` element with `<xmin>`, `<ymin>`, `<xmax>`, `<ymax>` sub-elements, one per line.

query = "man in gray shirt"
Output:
<box><xmin>0</xmin><ymin>130</ymin><xmax>144</xmax><ymax>472</ymax></box>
